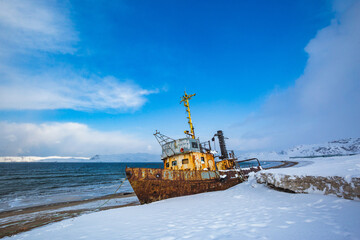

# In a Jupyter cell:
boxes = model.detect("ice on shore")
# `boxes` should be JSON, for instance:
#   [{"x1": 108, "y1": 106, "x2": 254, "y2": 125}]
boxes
[{"x1": 7, "y1": 175, "x2": 360, "y2": 240}]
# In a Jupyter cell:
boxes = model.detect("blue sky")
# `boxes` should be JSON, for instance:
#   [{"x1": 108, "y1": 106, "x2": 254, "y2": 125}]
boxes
[{"x1": 0, "y1": 0, "x2": 359, "y2": 156}]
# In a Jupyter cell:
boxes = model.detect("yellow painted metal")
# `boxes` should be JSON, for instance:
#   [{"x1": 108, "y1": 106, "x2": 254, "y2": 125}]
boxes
[
  {"x1": 180, "y1": 91, "x2": 196, "y2": 139},
  {"x1": 163, "y1": 152, "x2": 216, "y2": 171}
]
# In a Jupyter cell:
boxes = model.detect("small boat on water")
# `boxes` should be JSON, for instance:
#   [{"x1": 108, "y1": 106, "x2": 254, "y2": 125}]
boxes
[{"x1": 126, "y1": 92, "x2": 262, "y2": 204}]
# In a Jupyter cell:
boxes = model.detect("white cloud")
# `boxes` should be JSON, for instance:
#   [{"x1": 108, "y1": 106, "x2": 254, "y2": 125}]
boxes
[
  {"x1": 0, "y1": 0, "x2": 157, "y2": 111},
  {"x1": 0, "y1": 121, "x2": 157, "y2": 156},
  {"x1": 0, "y1": 0, "x2": 77, "y2": 54},
  {"x1": 233, "y1": 0, "x2": 360, "y2": 151},
  {"x1": 0, "y1": 74, "x2": 158, "y2": 111}
]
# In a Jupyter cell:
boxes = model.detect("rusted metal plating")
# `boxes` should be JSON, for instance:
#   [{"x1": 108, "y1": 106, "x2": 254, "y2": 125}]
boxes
[{"x1": 126, "y1": 167, "x2": 262, "y2": 204}]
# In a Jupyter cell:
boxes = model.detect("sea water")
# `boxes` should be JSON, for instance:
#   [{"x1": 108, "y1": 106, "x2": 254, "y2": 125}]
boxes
[
  {"x1": 0, "y1": 161, "x2": 280, "y2": 212},
  {"x1": 0, "y1": 162, "x2": 162, "y2": 212}
]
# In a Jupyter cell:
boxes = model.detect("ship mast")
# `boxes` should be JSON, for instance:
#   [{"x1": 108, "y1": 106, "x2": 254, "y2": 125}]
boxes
[{"x1": 180, "y1": 91, "x2": 196, "y2": 139}]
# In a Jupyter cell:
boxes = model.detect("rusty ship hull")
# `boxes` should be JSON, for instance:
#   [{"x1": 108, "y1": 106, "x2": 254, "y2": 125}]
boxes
[{"x1": 126, "y1": 167, "x2": 261, "y2": 204}]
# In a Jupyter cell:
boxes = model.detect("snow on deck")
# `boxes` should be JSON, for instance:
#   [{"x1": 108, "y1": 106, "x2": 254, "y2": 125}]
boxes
[{"x1": 7, "y1": 177, "x2": 360, "y2": 240}]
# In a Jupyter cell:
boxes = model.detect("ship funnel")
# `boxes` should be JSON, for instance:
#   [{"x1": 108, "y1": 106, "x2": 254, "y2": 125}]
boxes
[{"x1": 215, "y1": 130, "x2": 229, "y2": 159}]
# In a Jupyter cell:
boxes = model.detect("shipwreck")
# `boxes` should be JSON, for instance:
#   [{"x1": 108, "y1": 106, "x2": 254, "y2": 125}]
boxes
[{"x1": 126, "y1": 92, "x2": 262, "y2": 204}]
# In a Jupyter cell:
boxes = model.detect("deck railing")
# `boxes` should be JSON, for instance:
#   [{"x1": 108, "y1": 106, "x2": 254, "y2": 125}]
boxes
[{"x1": 234, "y1": 158, "x2": 262, "y2": 174}]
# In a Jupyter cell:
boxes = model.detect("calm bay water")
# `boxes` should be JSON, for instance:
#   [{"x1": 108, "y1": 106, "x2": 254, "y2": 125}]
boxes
[
  {"x1": 0, "y1": 162, "x2": 162, "y2": 212},
  {"x1": 0, "y1": 161, "x2": 280, "y2": 212}
]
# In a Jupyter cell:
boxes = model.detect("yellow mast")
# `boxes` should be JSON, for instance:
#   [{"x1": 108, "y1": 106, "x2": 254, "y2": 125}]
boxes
[{"x1": 180, "y1": 91, "x2": 196, "y2": 139}]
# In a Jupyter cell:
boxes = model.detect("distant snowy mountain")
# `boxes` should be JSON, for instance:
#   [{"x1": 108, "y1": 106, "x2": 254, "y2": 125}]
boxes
[
  {"x1": 2, "y1": 138, "x2": 358, "y2": 162},
  {"x1": 239, "y1": 138, "x2": 360, "y2": 160},
  {"x1": 283, "y1": 138, "x2": 360, "y2": 157},
  {"x1": 89, "y1": 153, "x2": 161, "y2": 162},
  {"x1": 0, "y1": 153, "x2": 161, "y2": 162},
  {"x1": 0, "y1": 156, "x2": 90, "y2": 162}
]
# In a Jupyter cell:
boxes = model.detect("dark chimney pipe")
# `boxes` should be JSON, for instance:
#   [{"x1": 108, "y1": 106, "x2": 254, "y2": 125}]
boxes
[{"x1": 216, "y1": 130, "x2": 229, "y2": 159}]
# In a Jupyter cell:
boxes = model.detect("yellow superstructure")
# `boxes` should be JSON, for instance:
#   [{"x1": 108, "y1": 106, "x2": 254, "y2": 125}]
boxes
[{"x1": 163, "y1": 152, "x2": 216, "y2": 171}]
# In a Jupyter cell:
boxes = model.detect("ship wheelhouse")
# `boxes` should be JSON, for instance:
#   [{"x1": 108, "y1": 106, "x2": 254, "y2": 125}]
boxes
[{"x1": 160, "y1": 137, "x2": 216, "y2": 171}]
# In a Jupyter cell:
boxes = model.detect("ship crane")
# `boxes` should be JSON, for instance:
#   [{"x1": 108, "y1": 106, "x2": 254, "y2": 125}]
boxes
[{"x1": 180, "y1": 91, "x2": 196, "y2": 139}]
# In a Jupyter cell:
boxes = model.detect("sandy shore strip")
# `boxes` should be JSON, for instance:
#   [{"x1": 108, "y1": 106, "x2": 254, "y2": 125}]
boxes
[
  {"x1": 263, "y1": 160, "x2": 298, "y2": 169},
  {"x1": 0, "y1": 192, "x2": 139, "y2": 238}
]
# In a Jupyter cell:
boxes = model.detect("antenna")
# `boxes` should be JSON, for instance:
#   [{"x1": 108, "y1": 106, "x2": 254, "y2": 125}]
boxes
[{"x1": 180, "y1": 91, "x2": 196, "y2": 139}]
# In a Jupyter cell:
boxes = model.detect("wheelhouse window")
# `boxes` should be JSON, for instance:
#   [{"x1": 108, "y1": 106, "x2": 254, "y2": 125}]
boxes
[
  {"x1": 201, "y1": 157, "x2": 205, "y2": 164},
  {"x1": 182, "y1": 159, "x2": 189, "y2": 164},
  {"x1": 166, "y1": 162, "x2": 169, "y2": 168},
  {"x1": 172, "y1": 161, "x2": 177, "y2": 166},
  {"x1": 192, "y1": 142, "x2": 198, "y2": 148}
]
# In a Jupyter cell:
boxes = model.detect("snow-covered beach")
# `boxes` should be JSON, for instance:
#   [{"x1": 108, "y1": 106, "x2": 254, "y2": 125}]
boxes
[
  {"x1": 5, "y1": 175, "x2": 360, "y2": 240},
  {"x1": 5, "y1": 155, "x2": 360, "y2": 240}
]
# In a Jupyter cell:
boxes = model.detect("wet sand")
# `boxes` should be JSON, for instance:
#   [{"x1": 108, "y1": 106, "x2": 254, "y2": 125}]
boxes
[{"x1": 0, "y1": 192, "x2": 139, "y2": 238}]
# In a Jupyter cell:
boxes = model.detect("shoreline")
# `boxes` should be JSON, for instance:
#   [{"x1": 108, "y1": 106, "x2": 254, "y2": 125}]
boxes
[
  {"x1": 6, "y1": 172, "x2": 359, "y2": 240},
  {"x1": 1, "y1": 160, "x2": 298, "y2": 239},
  {"x1": 263, "y1": 160, "x2": 298, "y2": 169},
  {"x1": 0, "y1": 192, "x2": 139, "y2": 239}
]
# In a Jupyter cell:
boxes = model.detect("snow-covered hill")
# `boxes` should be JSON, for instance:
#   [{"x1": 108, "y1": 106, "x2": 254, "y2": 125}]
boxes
[
  {"x1": 283, "y1": 138, "x2": 360, "y2": 157},
  {"x1": 240, "y1": 138, "x2": 360, "y2": 160}
]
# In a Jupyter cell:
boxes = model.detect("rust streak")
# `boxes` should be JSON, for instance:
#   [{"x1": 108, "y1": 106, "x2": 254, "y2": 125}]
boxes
[{"x1": 125, "y1": 167, "x2": 259, "y2": 204}]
